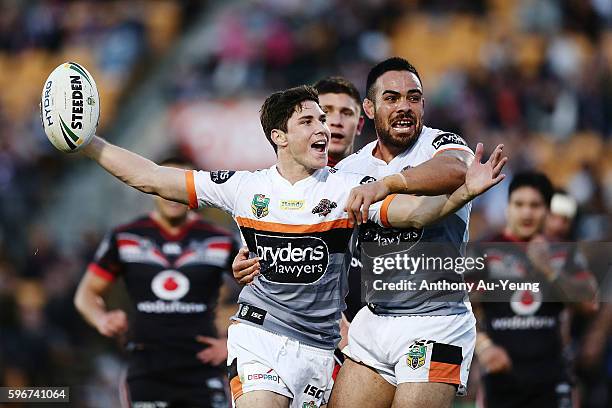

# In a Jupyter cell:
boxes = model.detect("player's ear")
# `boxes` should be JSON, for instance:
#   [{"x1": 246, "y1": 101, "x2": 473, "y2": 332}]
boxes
[
  {"x1": 356, "y1": 116, "x2": 365, "y2": 135},
  {"x1": 363, "y1": 98, "x2": 375, "y2": 120},
  {"x1": 271, "y1": 129, "x2": 288, "y2": 149}
]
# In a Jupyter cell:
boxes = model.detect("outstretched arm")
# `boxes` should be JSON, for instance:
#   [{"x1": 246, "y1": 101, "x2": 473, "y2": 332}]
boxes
[
  {"x1": 81, "y1": 136, "x2": 189, "y2": 204},
  {"x1": 345, "y1": 149, "x2": 472, "y2": 225},
  {"x1": 384, "y1": 143, "x2": 507, "y2": 228}
]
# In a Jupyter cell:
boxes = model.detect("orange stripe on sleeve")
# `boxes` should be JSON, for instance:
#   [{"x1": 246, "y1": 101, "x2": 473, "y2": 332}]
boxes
[
  {"x1": 428, "y1": 361, "x2": 461, "y2": 384},
  {"x1": 380, "y1": 194, "x2": 397, "y2": 228},
  {"x1": 236, "y1": 217, "x2": 350, "y2": 233},
  {"x1": 88, "y1": 263, "x2": 115, "y2": 282},
  {"x1": 230, "y1": 375, "x2": 243, "y2": 400},
  {"x1": 185, "y1": 170, "x2": 198, "y2": 210}
]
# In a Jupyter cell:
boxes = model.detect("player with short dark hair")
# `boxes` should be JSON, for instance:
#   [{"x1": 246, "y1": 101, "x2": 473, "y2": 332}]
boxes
[
  {"x1": 330, "y1": 57, "x2": 483, "y2": 408},
  {"x1": 314, "y1": 76, "x2": 361, "y2": 105},
  {"x1": 365, "y1": 57, "x2": 422, "y2": 102},
  {"x1": 233, "y1": 76, "x2": 366, "y2": 335},
  {"x1": 508, "y1": 172, "x2": 554, "y2": 207},
  {"x1": 313, "y1": 76, "x2": 364, "y2": 167},
  {"x1": 260, "y1": 85, "x2": 320, "y2": 153},
  {"x1": 74, "y1": 157, "x2": 238, "y2": 408},
  {"x1": 231, "y1": 77, "x2": 366, "y2": 391},
  {"x1": 471, "y1": 171, "x2": 597, "y2": 408}
]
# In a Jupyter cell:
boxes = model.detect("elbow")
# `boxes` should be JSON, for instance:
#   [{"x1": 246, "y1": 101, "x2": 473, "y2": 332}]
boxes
[
  {"x1": 138, "y1": 184, "x2": 157, "y2": 195},
  {"x1": 118, "y1": 162, "x2": 161, "y2": 195},
  {"x1": 397, "y1": 216, "x2": 424, "y2": 230},
  {"x1": 73, "y1": 284, "x2": 87, "y2": 315},
  {"x1": 73, "y1": 291, "x2": 83, "y2": 314},
  {"x1": 409, "y1": 219, "x2": 425, "y2": 230}
]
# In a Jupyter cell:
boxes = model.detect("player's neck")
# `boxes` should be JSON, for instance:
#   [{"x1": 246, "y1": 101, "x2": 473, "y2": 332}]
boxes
[
  {"x1": 373, "y1": 141, "x2": 404, "y2": 163},
  {"x1": 502, "y1": 226, "x2": 533, "y2": 242},
  {"x1": 152, "y1": 212, "x2": 189, "y2": 234},
  {"x1": 328, "y1": 149, "x2": 351, "y2": 167},
  {"x1": 276, "y1": 155, "x2": 319, "y2": 185},
  {"x1": 327, "y1": 153, "x2": 341, "y2": 167}
]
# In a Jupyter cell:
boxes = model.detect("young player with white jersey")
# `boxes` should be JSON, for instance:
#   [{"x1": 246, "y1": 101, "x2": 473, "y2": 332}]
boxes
[
  {"x1": 328, "y1": 58, "x2": 484, "y2": 408},
  {"x1": 231, "y1": 77, "x2": 366, "y2": 357},
  {"x1": 50, "y1": 82, "x2": 505, "y2": 408}
]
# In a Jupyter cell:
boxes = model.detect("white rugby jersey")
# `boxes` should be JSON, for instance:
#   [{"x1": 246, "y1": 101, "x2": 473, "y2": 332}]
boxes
[
  {"x1": 336, "y1": 125, "x2": 474, "y2": 316},
  {"x1": 185, "y1": 166, "x2": 384, "y2": 349}
]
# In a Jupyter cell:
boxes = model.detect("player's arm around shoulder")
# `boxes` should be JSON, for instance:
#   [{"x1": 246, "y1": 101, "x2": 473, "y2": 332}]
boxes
[
  {"x1": 383, "y1": 143, "x2": 507, "y2": 229},
  {"x1": 344, "y1": 140, "x2": 475, "y2": 225},
  {"x1": 81, "y1": 135, "x2": 189, "y2": 204}
]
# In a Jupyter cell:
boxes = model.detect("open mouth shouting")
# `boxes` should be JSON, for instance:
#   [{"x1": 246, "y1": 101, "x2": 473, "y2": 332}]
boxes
[
  {"x1": 311, "y1": 139, "x2": 328, "y2": 156},
  {"x1": 390, "y1": 116, "x2": 416, "y2": 134}
]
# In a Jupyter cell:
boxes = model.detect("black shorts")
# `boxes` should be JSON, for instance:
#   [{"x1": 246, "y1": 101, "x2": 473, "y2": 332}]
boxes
[
  {"x1": 127, "y1": 373, "x2": 229, "y2": 408},
  {"x1": 483, "y1": 375, "x2": 572, "y2": 408}
]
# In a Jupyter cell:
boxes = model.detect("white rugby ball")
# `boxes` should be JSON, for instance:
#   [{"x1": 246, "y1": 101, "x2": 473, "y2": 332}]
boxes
[{"x1": 40, "y1": 62, "x2": 100, "y2": 152}]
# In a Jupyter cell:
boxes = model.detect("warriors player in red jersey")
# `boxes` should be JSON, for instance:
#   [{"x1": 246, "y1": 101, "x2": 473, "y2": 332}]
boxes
[{"x1": 74, "y1": 158, "x2": 237, "y2": 408}]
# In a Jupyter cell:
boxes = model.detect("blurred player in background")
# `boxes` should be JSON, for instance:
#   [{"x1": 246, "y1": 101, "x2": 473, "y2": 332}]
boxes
[
  {"x1": 317, "y1": 76, "x2": 364, "y2": 168},
  {"x1": 74, "y1": 157, "x2": 237, "y2": 408},
  {"x1": 471, "y1": 172, "x2": 597, "y2": 408},
  {"x1": 329, "y1": 57, "x2": 479, "y2": 408},
  {"x1": 544, "y1": 190, "x2": 578, "y2": 242}
]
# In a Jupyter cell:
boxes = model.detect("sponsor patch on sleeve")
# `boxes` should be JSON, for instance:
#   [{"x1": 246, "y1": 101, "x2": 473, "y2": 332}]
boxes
[
  {"x1": 210, "y1": 170, "x2": 236, "y2": 184},
  {"x1": 431, "y1": 133, "x2": 467, "y2": 150}
]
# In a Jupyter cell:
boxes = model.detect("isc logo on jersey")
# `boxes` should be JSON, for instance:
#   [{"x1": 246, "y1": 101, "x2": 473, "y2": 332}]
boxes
[
  {"x1": 254, "y1": 234, "x2": 329, "y2": 284},
  {"x1": 151, "y1": 270, "x2": 190, "y2": 300}
]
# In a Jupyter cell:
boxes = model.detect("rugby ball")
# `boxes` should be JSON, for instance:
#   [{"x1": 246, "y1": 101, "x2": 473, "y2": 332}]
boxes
[{"x1": 40, "y1": 62, "x2": 100, "y2": 152}]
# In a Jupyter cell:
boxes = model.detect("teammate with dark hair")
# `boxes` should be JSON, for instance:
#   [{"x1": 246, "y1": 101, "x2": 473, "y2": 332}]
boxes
[
  {"x1": 74, "y1": 157, "x2": 238, "y2": 407},
  {"x1": 313, "y1": 76, "x2": 364, "y2": 167},
  {"x1": 329, "y1": 57, "x2": 482, "y2": 408}
]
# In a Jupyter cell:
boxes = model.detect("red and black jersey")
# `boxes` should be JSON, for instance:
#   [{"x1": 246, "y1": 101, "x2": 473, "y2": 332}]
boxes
[
  {"x1": 89, "y1": 214, "x2": 237, "y2": 378},
  {"x1": 472, "y1": 233, "x2": 589, "y2": 386}
]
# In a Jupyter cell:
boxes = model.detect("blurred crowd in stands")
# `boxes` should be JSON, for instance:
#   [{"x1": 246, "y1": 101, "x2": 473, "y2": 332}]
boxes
[
  {"x1": 0, "y1": 0, "x2": 201, "y2": 406},
  {"x1": 1, "y1": 0, "x2": 612, "y2": 406}
]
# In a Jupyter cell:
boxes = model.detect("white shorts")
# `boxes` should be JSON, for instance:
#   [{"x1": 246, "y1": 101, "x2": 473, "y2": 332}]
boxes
[
  {"x1": 227, "y1": 322, "x2": 335, "y2": 408},
  {"x1": 343, "y1": 307, "x2": 476, "y2": 396}
]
